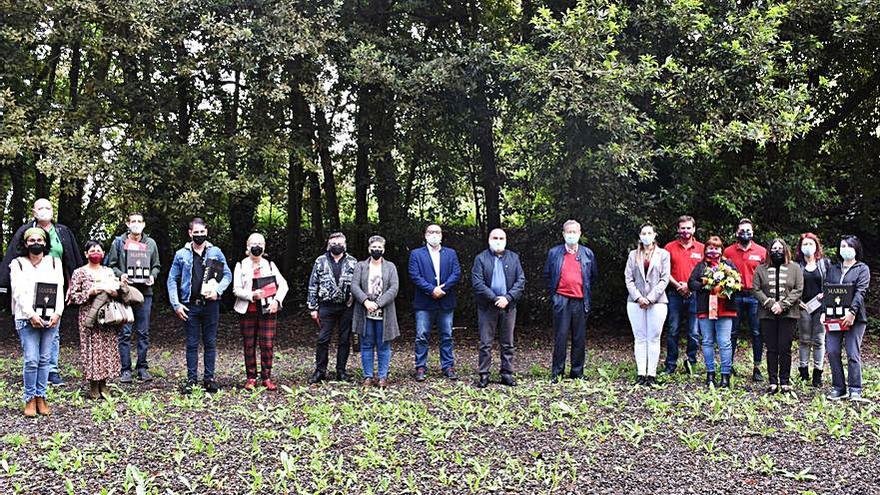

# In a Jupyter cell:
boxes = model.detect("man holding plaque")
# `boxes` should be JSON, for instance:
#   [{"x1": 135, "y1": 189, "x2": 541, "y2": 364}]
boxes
[
  {"x1": 167, "y1": 218, "x2": 232, "y2": 393},
  {"x1": 232, "y1": 233, "x2": 288, "y2": 391},
  {"x1": 824, "y1": 236, "x2": 871, "y2": 402},
  {"x1": 107, "y1": 212, "x2": 161, "y2": 383}
]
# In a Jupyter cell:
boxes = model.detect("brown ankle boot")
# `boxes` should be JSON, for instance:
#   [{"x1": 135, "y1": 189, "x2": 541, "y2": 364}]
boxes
[
  {"x1": 23, "y1": 398, "x2": 37, "y2": 417},
  {"x1": 88, "y1": 380, "x2": 100, "y2": 400},
  {"x1": 35, "y1": 397, "x2": 50, "y2": 416},
  {"x1": 99, "y1": 380, "x2": 111, "y2": 399}
]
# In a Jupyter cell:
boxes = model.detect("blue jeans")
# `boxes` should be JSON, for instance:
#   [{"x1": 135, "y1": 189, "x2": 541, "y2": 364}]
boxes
[
  {"x1": 663, "y1": 291, "x2": 699, "y2": 369},
  {"x1": 732, "y1": 295, "x2": 763, "y2": 366},
  {"x1": 49, "y1": 321, "x2": 60, "y2": 374},
  {"x1": 826, "y1": 322, "x2": 867, "y2": 395},
  {"x1": 414, "y1": 309, "x2": 455, "y2": 370},
  {"x1": 119, "y1": 295, "x2": 152, "y2": 372},
  {"x1": 699, "y1": 317, "x2": 733, "y2": 374},
  {"x1": 184, "y1": 301, "x2": 220, "y2": 383},
  {"x1": 17, "y1": 319, "x2": 58, "y2": 403},
  {"x1": 361, "y1": 319, "x2": 392, "y2": 379}
]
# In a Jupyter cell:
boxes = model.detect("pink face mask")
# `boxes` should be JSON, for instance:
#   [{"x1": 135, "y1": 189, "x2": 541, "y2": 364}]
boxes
[
  {"x1": 88, "y1": 253, "x2": 104, "y2": 264},
  {"x1": 705, "y1": 250, "x2": 721, "y2": 260}
]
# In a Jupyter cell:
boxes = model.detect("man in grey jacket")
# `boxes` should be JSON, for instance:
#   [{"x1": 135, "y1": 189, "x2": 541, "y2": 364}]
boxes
[{"x1": 471, "y1": 228, "x2": 526, "y2": 388}]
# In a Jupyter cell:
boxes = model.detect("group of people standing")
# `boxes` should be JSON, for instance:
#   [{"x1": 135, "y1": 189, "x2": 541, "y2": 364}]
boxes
[
  {"x1": 624, "y1": 215, "x2": 872, "y2": 401},
  {"x1": 1, "y1": 199, "x2": 872, "y2": 418}
]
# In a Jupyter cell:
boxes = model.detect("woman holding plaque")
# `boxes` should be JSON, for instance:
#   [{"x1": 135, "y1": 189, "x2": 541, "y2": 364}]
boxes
[
  {"x1": 752, "y1": 239, "x2": 803, "y2": 395},
  {"x1": 66, "y1": 240, "x2": 123, "y2": 400},
  {"x1": 10, "y1": 227, "x2": 64, "y2": 417},
  {"x1": 795, "y1": 233, "x2": 831, "y2": 387},
  {"x1": 825, "y1": 235, "x2": 871, "y2": 402},
  {"x1": 688, "y1": 236, "x2": 740, "y2": 389},
  {"x1": 232, "y1": 233, "x2": 289, "y2": 391},
  {"x1": 351, "y1": 235, "x2": 400, "y2": 388}
]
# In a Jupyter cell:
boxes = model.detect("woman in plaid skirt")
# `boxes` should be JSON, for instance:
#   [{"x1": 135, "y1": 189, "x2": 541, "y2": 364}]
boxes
[{"x1": 232, "y1": 233, "x2": 289, "y2": 391}]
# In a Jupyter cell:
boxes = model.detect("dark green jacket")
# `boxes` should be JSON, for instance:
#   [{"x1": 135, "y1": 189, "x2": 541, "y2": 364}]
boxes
[{"x1": 106, "y1": 233, "x2": 161, "y2": 296}]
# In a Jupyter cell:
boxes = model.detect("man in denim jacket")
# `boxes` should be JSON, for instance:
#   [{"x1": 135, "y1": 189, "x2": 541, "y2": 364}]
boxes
[{"x1": 167, "y1": 217, "x2": 232, "y2": 393}]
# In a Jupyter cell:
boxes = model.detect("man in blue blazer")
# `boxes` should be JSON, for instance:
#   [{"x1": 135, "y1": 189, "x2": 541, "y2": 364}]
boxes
[
  {"x1": 543, "y1": 219, "x2": 599, "y2": 382},
  {"x1": 408, "y1": 224, "x2": 462, "y2": 381}
]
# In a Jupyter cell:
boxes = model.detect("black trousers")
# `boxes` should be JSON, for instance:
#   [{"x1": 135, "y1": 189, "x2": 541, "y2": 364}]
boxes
[
  {"x1": 477, "y1": 305, "x2": 516, "y2": 375},
  {"x1": 761, "y1": 317, "x2": 796, "y2": 385},
  {"x1": 551, "y1": 295, "x2": 587, "y2": 378},
  {"x1": 315, "y1": 303, "x2": 353, "y2": 374}
]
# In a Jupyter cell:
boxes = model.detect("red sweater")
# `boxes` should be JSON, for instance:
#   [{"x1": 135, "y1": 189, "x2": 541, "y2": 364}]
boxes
[{"x1": 556, "y1": 252, "x2": 584, "y2": 298}]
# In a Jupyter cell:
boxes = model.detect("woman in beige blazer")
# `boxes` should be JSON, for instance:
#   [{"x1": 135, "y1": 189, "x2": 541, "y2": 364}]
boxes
[{"x1": 624, "y1": 223, "x2": 671, "y2": 386}]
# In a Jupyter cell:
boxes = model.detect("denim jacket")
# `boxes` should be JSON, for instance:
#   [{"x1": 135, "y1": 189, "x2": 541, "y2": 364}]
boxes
[{"x1": 167, "y1": 242, "x2": 232, "y2": 310}]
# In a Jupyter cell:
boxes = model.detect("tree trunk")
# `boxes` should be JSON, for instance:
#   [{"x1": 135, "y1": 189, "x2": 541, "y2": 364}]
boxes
[
  {"x1": 283, "y1": 150, "x2": 305, "y2": 279},
  {"x1": 471, "y1": 89, "x2": 501, "y2": 230},
  {"x1": 354, "y1": 86, "x2": 371, "y2": 227},
  {"x1": 315, "y1": 108, "x2": 340, "y2": 231},
  {"x1": 308, "y1": 172, "x2": 325, "y2": 249},
  {"x1": 57, "y1": 35, "x2": 83, "y2": 236}
]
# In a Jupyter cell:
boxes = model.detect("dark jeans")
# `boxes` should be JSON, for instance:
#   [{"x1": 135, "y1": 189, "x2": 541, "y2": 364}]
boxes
[
  {"x1": 119, "y1": 295, "x2": 152, "y2": 373},
  {"x1": 316, "y1": 303, "x2": 353, "y2": 374},
  {"x1": 664, "y1": 290, "x2": 699, "y2": 369},
  {"x1": 827, "y1": 321, "x2": 867, "y2": 394},
  {"x1": 551, "y1": 294, "x2": 587, "y2": 378},
  {"x1": 732, "y1": 295, "x2": 763, "y2": 366},
  {"x1": 184, "y1": 300, "x2": 220, "y2": 383},
  {"x1": 477, "y1": 305, "x2": 516, "y2": 375},
  {"x1": 761, "y1": 317, "x2": 795, "y2": 385}
]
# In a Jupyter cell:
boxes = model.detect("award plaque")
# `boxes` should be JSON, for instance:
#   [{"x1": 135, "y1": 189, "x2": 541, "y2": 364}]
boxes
[{"x1": 823, "y1": 283, "x2": 855, "y2": 332}]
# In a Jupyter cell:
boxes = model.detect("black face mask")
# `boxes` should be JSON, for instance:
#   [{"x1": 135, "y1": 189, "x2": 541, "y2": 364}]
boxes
[
  {"x1": 370, "y1": 249, "x2": 384, "y2": 260},
  {"x1": 770, "y1": 251, "x2": 785, "y2": 265},
  {"x1": 737, "y1": 231, "x2": 753, "y2": 244},
  {"x1": 27, "y1": 244, "x2": 44, "y2": 255},
  {"x1": 329, "y1": 245, "x2": 345, "y2": 255},
  {"x1": 192, "y1": 234, "x2": 207, "y2": 246},
  {"x1": 250, "y1": 246, "x2": 264, "y2": 257}
]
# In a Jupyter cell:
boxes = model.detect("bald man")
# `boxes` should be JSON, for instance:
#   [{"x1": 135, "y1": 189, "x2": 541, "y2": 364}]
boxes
[
  {"x1": 1, "y1": 198, "x2": 84, "y2": 386},
  {"x1": 471, "y1": 228, "x2": 526, "y2": 387}
]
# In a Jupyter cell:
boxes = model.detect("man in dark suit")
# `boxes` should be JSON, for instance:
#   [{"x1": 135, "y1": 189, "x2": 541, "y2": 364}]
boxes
[
  {"x1": 408, "y1": 224, "x2": 462, "y2": 381},
  {"x1": 471, "y1": 228, "x2": 526, "y2": 388}
]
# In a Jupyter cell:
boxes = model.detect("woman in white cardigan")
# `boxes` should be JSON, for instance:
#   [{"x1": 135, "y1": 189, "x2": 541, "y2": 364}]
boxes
[
  {"x1": 232, "y1": 233, "x2": 289, "y2": 391},
  {"x1": 624, "y1": 223, "x2": 671, "y2": 386}
]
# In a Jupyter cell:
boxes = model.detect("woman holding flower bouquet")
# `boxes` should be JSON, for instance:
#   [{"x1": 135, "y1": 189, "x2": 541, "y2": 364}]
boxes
[
  {"x1": 752, "y1": 239, "x2": 803, "y2": 394},
  {"x1": 688, "y1": 236, "x2": 742, "y2": 389}
]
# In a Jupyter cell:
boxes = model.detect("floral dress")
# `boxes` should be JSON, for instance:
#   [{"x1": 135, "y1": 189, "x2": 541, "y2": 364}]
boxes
[{"x1": 66, "y1": 266, "x2": 122, "y2": 380}]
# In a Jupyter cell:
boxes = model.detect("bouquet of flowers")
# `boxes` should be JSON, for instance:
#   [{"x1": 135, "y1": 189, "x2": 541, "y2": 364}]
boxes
[{"x1": 701, "y1": 263, "x2": 742, "y2": 299}]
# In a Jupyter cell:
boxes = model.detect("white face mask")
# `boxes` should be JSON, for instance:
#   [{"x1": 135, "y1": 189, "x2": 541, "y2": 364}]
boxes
[
  {"x1": 35, "y1": 209, "x2": 53, "y2": 222},
  {"x1": 801, "y1": 244, "x2": 816, "y2": 258},
  {"x1": 489, "y1": 240, "x2": 506, "y2": 253},
  {"x1": 426, "y1": 234, "x2": 442, "y2": 247},
  {"x1": 639, "y1": 234, "x2": 655, "y2": 246},
  {"x1": 129, "y1": 223, "x2": 145, "y2": 235},
  {"x1": 563, "y1": 233, "x2": 580, "y2": 246},
  {"x1": 840, "y1": 247, "x2": 856, "y2": 261}
]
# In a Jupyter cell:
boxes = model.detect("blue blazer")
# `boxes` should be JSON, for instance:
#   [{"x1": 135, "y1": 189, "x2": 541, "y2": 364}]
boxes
[
  {"x1": 543, "y1": 244, "x2": 599, "y2": 313},
  {"x1": 408, "y1": 245, "x2": 462, "y2": 311}
]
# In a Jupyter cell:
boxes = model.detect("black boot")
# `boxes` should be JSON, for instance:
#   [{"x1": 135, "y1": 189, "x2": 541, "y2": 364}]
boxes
[
  {"x1": 475, "y1": 373, "x2": 489, "y2": 388},
  {"x1": 798, "y1": 366, "x2": 809, "y2": 381},
  {"x1": 719, "y1": 374, "x2": 731, "y2": 389},
  {"x1": 811, "y1": 368, "x2": 822, "y2": 388},
  {"x1": 635, "y1": 375, "x2": 646, "y2": 386},
  {"x1": 705, "y1": 372, "x2": 716, "y2": 388}
]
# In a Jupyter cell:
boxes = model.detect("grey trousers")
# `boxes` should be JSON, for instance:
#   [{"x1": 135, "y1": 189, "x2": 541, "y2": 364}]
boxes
[
  {"x1": 797, "y1": 310, "x2": 825, "y2": 369},
  {"x1": 477, "y1": 305, "x2": 516, "y2": 375},
  {"x1": 826, "y1": 321, "x2": 867, "y2": 394}
]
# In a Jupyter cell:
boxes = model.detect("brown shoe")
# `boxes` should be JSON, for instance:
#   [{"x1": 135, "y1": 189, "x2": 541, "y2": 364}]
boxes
[
  {"x1": 362, "y1": 378, "x2": 374, "y2": 388},
  {"x1": 88, "y1": 380, "x2": 100, "y2": 400},
  {"x1": 98, "y1": 380, "x2": 111, "y2": 399},
  {"x1": 35, "y1": 397, "x2": 50, "y2": 416},
  {"x1": 377, "y1": 379, "x2": 387, "y2": 389},
  {"x1": 23, "y1": 398, "x2": 37, "y2": 417}
]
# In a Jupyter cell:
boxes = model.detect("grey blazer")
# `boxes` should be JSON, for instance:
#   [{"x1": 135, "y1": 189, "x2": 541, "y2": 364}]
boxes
[
  {"x1": 624, "y1": 248, "x2": 671, "y2": 304},
  {"x1": 351, "y1": 259, "x2": 400, "y2": 342}
]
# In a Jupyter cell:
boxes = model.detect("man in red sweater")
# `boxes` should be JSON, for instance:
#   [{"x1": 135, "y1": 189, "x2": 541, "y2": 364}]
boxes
[
  {"x1": 543, "y1": 220, "x2": 599, "y2": 382},
  {"x1": 723, "y1": 218, "x2": 767, "y2": 382},
  {"x1": 662, "y1": 215, "x2": 704, "y2": 374}
]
